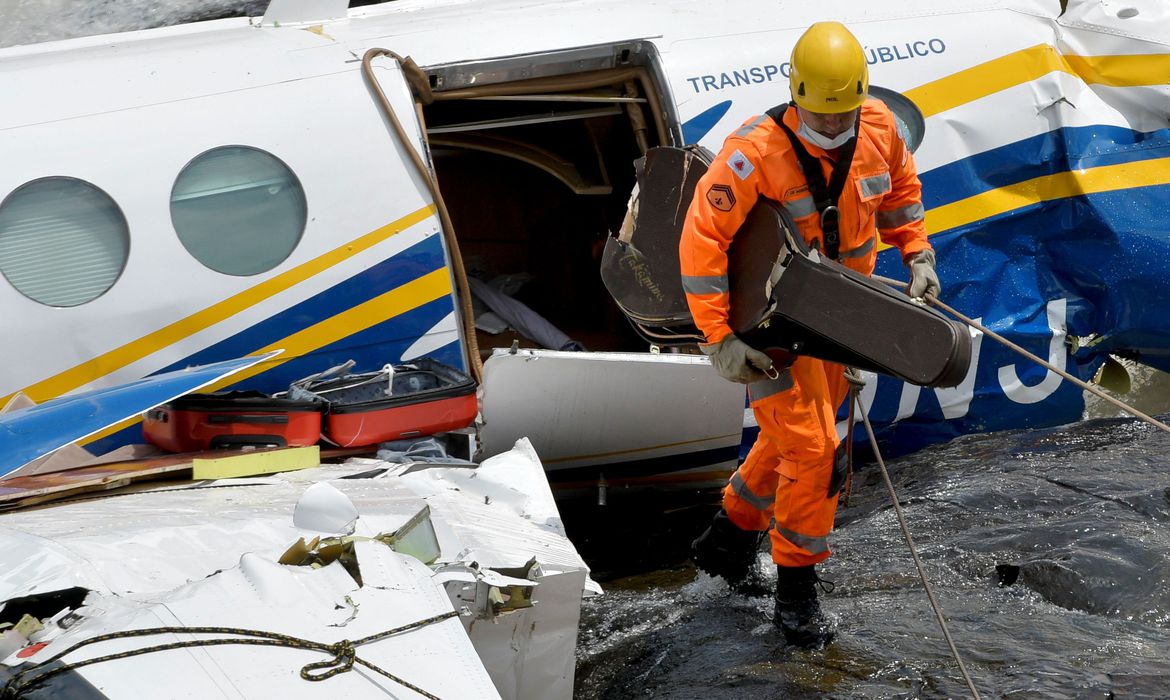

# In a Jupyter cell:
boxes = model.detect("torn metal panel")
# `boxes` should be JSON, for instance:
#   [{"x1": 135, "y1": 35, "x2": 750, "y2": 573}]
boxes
[
  {"x1": 0, "y1": 441, "x2": 591, "y2": 699},
  {"x1": 393, "y1": 438, "x2": 594, "y2": 699},
  {"x1": 5, "y1": 547, "x2": 497, "y2": 699},
  {"x1": 435, "y1": 563, "x2": 538, "y2": 621},
  {"x1": 396, "y1": 437, "x2": 594, "y2": 574},
  {"x1": 466, "y1": 568, "x2": 588, "y2": 700}
]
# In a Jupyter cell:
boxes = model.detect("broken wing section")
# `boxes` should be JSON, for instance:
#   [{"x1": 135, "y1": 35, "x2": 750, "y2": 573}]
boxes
[{"x1": 0, "y1": 352, "x2": 280, "y2": 480}]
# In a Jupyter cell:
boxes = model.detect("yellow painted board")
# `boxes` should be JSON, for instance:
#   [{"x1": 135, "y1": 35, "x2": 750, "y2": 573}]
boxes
[{"x1": 192, "y1": 446, "x2": 321, "y2": 480}]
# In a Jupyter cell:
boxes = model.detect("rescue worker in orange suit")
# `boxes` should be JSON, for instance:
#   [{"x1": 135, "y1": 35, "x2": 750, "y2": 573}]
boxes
[{"x1": 680, "y1": 22, "x2": 941, "y2": 648}]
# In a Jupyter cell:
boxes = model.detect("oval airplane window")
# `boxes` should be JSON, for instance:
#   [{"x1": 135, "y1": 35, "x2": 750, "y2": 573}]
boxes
[
  {"x1": 869, "y1": 85, "x2": 926, "y2": 153},
  {"x1": 170, "y1": 146, "x2": 307, "y2": 276},
  {"x1": 0, "y1": 177, "x2": 129, "y2": 307}
]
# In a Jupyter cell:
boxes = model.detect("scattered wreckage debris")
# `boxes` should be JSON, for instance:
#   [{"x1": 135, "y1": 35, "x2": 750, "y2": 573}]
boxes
[
  {"x1": 0, "y1": 439, "x2": 594, "y2": 699},
  {"x1": 0, "y1": 446, "x2": 367, "y2": 511}
]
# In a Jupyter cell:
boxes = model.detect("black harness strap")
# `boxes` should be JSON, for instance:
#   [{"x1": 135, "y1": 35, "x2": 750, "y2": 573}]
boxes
[{"x1": 765, "y1": 103, "x2": 859, "y2": 260}]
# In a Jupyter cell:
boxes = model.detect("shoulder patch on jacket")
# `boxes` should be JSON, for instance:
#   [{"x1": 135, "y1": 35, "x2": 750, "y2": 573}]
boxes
[
  {"x1": 727, "y1": 149, "x2": 755, "y2": 180},
  {"x1": 707, "y1": 184, "x2": 736, "y2": 212}
]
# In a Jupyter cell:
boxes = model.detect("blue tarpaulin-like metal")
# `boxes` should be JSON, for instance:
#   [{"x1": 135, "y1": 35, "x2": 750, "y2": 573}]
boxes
[{"x1": 0, "y1": 351, "x2": 280, "y2": 479}]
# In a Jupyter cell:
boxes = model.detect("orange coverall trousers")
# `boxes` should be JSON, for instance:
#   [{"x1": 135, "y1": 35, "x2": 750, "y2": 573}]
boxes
[{"x1": 723, "y1": 355, "x2": 849, "y2": 568}]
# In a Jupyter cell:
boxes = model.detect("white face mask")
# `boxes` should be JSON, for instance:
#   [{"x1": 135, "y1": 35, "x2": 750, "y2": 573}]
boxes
[{"x1": 797, "y1": 120, "x2": 855, "y2": 150}]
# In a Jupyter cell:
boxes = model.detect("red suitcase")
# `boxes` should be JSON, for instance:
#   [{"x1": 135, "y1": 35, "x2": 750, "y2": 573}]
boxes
[
  {"x1": 299, "y1": 359, "x2": 477, "y2": 448},
  {"x1": 143, "y1": 391, "x2": 322, "y2": 452}
]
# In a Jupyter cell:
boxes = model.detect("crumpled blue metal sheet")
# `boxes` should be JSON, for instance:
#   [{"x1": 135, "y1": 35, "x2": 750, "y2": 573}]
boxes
[{"x1": 0, "y1": 351, "x2": 280, "y2": 479}]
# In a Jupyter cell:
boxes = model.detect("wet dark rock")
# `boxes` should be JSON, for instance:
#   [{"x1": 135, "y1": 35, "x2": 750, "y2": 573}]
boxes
[
  {"x1": 573, "y1": 415, "x2": 1170, "y2": 698},
  {"x1": 996, "y1": 563, "x2": 1020, "y2": 587}
]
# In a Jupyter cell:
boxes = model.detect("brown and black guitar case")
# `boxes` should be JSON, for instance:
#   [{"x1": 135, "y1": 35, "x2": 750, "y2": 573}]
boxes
[{"x1": 601, "y1": 145, "x2": 970, "y2": 388}]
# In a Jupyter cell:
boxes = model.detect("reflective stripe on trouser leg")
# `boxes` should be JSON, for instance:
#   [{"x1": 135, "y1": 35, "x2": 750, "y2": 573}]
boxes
[
  {"x1": 721, "y1": 368, "x2": 798, "y2": 530},
  {"x1": 751, "y1": 355, "x2": 850, "y2": 567},
  {"x1": 721, "y1": 434, "x2": 779, "y2": 532}
]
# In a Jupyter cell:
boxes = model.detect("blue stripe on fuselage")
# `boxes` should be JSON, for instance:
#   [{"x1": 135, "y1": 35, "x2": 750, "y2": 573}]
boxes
[
  {"x1": 862, "y1": 179, "x2": 1170, "y2": 457},
  {"x1": 156, "y1": 234, "x2": 450, "y2": 373},
  {"x1": 681, "y1": 100, "x2": 733, "y2": 145},
  {"x1": 227, "y1": 294, "x2": 465, "y2": 396},
  {"x1": 920, "y1": 124, "x2": 1170, "y2": 209}
]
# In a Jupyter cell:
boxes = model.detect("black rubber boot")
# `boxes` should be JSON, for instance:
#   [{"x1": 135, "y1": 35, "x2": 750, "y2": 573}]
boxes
[
  {"x1": 690, "y1": 508, "x2": 766, "y2": 593},
  {"x1": 774, "y1": 564, "x2": 835, "y2": 649}
]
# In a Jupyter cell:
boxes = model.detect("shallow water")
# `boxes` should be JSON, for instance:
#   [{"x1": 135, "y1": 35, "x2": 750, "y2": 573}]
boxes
[{"x1": 570, "y1": 414, "x2": 1170, "y2": 698}]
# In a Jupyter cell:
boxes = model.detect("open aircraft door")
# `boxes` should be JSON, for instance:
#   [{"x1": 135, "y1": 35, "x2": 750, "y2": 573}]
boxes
[
  {"x1": 478, "y1": 348, "x2": 745, "y2": 493},
  {"x1": 388, "y1": 43, "x2": 744, "y2": 493},
  {"x1": 369, "y1": 42, "x2": 745, "y2": 493}
]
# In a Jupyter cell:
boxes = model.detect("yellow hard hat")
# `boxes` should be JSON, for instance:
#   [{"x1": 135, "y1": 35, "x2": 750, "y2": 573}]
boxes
[{"x1": 789, "y1": 22, "x2": 869, "y2": 114}]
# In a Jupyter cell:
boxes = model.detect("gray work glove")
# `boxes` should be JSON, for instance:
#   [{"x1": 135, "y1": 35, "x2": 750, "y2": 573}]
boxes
[
  {"x1": 705, "y1": 335, "x2": 773, "y2": 384},
  {"x1": 907, "y1": 248, "x2": 941, "y2": 299}
]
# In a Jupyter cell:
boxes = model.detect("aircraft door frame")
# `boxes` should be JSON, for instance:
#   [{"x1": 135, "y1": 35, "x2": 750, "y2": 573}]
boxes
[{"x1": 361, "y1": 49, "x2": 483, "y2": 381}]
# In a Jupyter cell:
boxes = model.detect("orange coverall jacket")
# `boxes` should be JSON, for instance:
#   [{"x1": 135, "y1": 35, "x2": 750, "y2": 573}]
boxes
[
  {"x1": 679, "y1": 98, "x2": 932, "y2": 567},
  {"x1": 680, "y1": 98, "x2": 930, "y2": 346}
]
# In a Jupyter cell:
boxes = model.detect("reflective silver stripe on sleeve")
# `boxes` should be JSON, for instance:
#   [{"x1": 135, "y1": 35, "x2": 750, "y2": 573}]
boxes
[
  {"x1": 734, "y1": 115, "x2": 769, "y2": 138},
  {"x1": 839, "y1": 236, "x2": 875, "y2": 259},
  {"x1": 876, "y1": 201, "x2": 925, "y2": 230},
  {"x1": 730, "y1": 470, "x2": 775, "y2": 510},
  {"x1": 782, "y1": 195, "x2": 817, "y2": 219},
  {"x1": 859, "y1": 171, "x2": 892, "y2": 198},
  {"x1": 775, "y1": 527, "x2": 830, "y2": 554},
  {"x1": 747, "y1": 370, "x2": 794, "y2": 401},
  {"x1": 681, "y1": 274, "x2": 729, "y2": 295}
]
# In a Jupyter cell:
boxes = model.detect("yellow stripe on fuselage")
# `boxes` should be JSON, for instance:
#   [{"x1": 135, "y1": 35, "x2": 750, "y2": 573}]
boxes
[
  {"x1": 877, "y1": 155, "x2": 1170, "y2": 251},
  {"x1": 82, "y1": 267, "x2": 453, "y2": 444},
  {"x1": 223, "y1": 267, "x2": 453, "y2": 388},
  {"x1": 925, "y1": 157, "x2": 1170, "y2": 235},
  {"x1": 873, "y1": 45, "x2": 1170, "y2": 249},
  {"x1": 2, "y1": 203, "x2": 438, "y2": 406},
  {"x1": 905, "y1": 44, "x2": 1170, "y2": 119}
]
